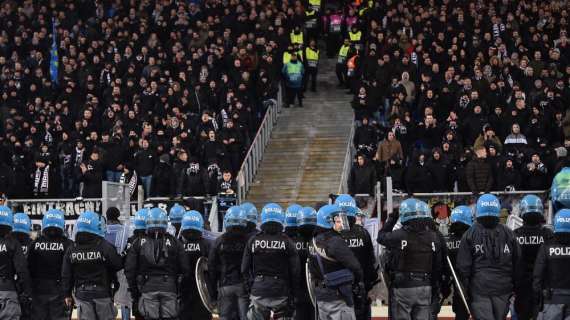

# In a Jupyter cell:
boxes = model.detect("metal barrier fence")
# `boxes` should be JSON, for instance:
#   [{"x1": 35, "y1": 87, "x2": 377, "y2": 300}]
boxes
[
  {"x1": 382, "y1": 176, "x2": 552, "y2": 233},
  {"x1": 236, "y1": 86, "x2": 283, "y2": 203},
  {"x1": 338, "y1": 121, "x2": 356, "y2": 195}
]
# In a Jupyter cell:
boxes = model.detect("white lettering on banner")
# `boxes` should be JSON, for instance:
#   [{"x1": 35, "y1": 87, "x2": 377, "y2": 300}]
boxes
[
  {"x1": 254, "y1": 240, "x2": 286, "y2": 250},
  {"x1": 557, "y1": 217, "x2": 570, "y2": 223},
  {"x1": 504, "y1": 244, "x2": 511, "y2": 254},
  {"x1": 347, "y1": 238, "x2": 364, "y2": 248},
  {"x1": 517, "y1": 236, "x2": 545, "y2": 245},
  {"x1": 140, "y1": 239, "x2": 146, "y2": 245},
  {"x1": 165, "y1": 239, "x2": 172, "y2": 247},
  {"x1": 475, "y1": 244, "x2": 485, "y2": 254},
  {"x1": 432, "y1": 242, "x2": 436, "y2": 252},
  {"x1": 0, "y1": 244, "x2": 6, "y2": 252},
  {"x1": 549, "y1": 247, "x2": 570, "y2": 256},
  {"x1": 17, "y1": 200, "x2": 103, "y2": 218},
  {"x1": 71, "y1": 251, "x2": 102, "y2": 261},
  {"x1": 185, "y1": 243, "x2": 201, "y2": 252},
  {"x1": 401, "y1": 240, "x2": 407, "y2": 250},
  {"x1": 35, "y1": 242, "x2": 64, "y2": 251}
]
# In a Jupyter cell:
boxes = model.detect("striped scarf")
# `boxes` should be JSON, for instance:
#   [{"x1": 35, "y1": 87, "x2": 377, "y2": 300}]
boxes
[{"x1": 33, "y1": 165, "x2": 50, "y2": 195}]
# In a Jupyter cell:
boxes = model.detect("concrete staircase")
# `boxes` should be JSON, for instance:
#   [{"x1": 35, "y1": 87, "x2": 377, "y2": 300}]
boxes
[{"x1": 245, "y1": 58, "x2": 354, "y2": 209}]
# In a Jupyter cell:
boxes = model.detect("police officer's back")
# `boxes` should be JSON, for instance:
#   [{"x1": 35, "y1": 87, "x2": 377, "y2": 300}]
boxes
[
  {"x1": 442, "y1": 206, "x2": 473, "y2": 320},
  {"x1": 309, "y1": 204, "x2": 363, "y2": 320},
  {"x1": 457, "y1": 194, "x2": 520, "y2": 320},
  {"x1": 294, "y1": 206, "x2": 318, "y2": 319},
  {"x1": 125, "y1": 209, "x2": 149, "y2": 255},
  {"x1": 179, "y1": 210, "x2": 211, "y2": 319},
  {"x1": 242, "y1": 203, "x2": 300, "y2": 318},
  {"x1": 11, "y1": 212, "x2": 32, "y2": 258},
  {"x1": 533, "y1": 209, "x2": 570, "y2": 319},
  {"x1": 30, "y1": 209, "x2": 73, "y2": 320},
  {"x1": 336, "y1": 194, "x2": 378, "y2": 320},
  {"x1": 377, "y1": 198, "x2": 445, "y2": 320},
  {"x1": 514, "y1": 195, "x2": 553, "y2": 320},
  {"x1": 208, "y1": 205, "x2": 249, "y2": 320},
  {"x1": 124, "y1": 207, "x2": 189, "y2": 320},
  {"x1": 62, "y1": 211, "x2": 123, "y2": 320},
  {"x1": 0, "y1": 206, "x2": 32, "y2": 320},
  {"x1": 123, "y1": 208, "x2": 149, "y2": 320}
]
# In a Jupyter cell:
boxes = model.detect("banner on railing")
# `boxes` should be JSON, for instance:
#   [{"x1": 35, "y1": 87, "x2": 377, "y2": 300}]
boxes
[
  {"x1": 10, "y1": 198, "x2": 105, "y2": 219},
  {"x1": 9, "y1": 197, "x2": 214, "y2": 221}
]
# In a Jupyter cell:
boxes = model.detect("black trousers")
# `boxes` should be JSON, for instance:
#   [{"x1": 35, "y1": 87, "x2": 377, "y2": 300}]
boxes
[
  {"x1": 286, "y1": 86, "x2": 303, "y2": 107},
  {"x1": 303, "y1": 66, "x2": 318, "y2": 92}
]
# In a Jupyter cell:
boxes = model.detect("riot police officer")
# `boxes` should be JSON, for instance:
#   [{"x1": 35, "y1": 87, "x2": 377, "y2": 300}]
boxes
[
  {"x1": 285, "y1": 204, "x2": 303, "y2": 238},
  {"x1": 209, "y1": 205, "x2": 250, "y2": 320},
  {"x1": 514, "y1": 195, "x2": 553, "y2": 320},
  {"x1": 126, "y1": 209, "x2": 149, "y2": 254},
  {"x1": 242, "y1": 202, "x2": 260, "y2": 238},
  {"x1": 457, "y1": 194, "x2": 520, "y2": 320},
  {"x1": 29, "y1": 209, "x2": 74, "y2": 320},
  {"x1": 179, "y1": 210, "x2": 211, "y2": 319},
  {"x1": 377, "y1": 198, "x2": 446, "y2": 320},
  {"x1": 62, "y1": 211, "x2": 123, "y2": 320},
  {"x1": 0, "y1": 206, "x2": 32, "y2": 320},
  {"x1": 124, "y1": 208, "x2": 149, "y2": 320},
  {"x1": 441, "y1": 206, "x2": 473, "y2": 320},
  {"x1": 169, "y1": 204, "x2": 185, "y2": 236},
  {"x1": 309, "y1": 204, "x2": 363, "y2": 320},
  {"x1": 336, "y1": 194, "x2": 377, "y2": 320},
  {"x1": 242, "y1": 203, "x2": 300, "y2": 318},
  {"x1": 533, "y1": 209, "x2": 570, "y2": 319},
  {"x1": 11, "y1": 212, "x2": 32, "y2": 258},
  {"x1": 125, "y1": 207, "x2": 189, "y2": 320},
  {"x1": 294, "y1": 206, "x2": 317, "y2": 320}
]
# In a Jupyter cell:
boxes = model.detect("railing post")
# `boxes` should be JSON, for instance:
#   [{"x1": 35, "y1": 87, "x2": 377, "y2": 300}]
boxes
[
  {"x1": 386, "y1": 177, "x2": 393, "y2": 218},
  {"x1": 376, "y1": 181, "x2": 381, "y2": 219}
]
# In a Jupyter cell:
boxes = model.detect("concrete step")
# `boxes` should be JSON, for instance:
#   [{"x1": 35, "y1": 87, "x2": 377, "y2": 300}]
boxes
[{"x1": 245, "y1": 58, "x2": 353, "y2": 209}]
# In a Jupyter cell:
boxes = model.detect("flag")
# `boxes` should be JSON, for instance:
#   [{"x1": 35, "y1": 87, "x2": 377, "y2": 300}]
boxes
[{"x1": 50, "y1": 19, "x2": 59, "y2": 86}]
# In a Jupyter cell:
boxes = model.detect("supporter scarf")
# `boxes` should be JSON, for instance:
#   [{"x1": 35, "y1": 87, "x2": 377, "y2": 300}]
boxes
[
  {"x1": 119, "y1": 171, "x2": 138, "y2": 197},
  {"x1": 33, "y1": 165, "x2": 50, "y2": 194}
]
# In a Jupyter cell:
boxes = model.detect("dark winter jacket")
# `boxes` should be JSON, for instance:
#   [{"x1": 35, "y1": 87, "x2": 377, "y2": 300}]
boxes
[
  {"x1": 348, "y1": 159, "x2": 377, "y2": 195},
  {"x1": 465, "y1": 157, "x2": 493, "y2": 193}
]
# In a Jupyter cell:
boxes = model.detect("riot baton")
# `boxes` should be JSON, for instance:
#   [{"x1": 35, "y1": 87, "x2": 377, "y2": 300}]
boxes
[{"x1": 446, "y1": 255, "x2": 472, "y2": 316}]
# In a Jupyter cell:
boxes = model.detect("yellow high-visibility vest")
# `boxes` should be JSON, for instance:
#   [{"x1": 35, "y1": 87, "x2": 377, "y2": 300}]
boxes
[
  {"x1": 349, "y1": 31, "x2": 362, "y2": 42},
  {"x1": 305, "y1": 47, "x2": 319, "y2": 67},
  {"x1": 290, "y1": 32, "x2": 304, "y2": 45},
  {"x1": 337, "y1": 45, "x2": 350, "y2": 63},
  {"x1": 296, "y1": 49, "x2": 304, "y2": 61},
  {"x1": 308, "y1": 0, "x2": 321, "y2": 9},
  {"x1": 283, "y1": 52, "x2": 292, "y2": 64}
]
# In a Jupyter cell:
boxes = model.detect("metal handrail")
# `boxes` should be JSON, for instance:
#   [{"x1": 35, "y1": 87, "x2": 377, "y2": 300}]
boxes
[
  {"x1": 338, "y1": 121, "x2": 356, "y2": 194},
  {"x1": 237, "y1": 86, "x2": 282, "y2": 203}
]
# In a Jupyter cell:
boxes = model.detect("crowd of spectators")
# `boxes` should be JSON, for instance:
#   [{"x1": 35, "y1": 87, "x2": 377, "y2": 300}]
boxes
[
  {"x1": 348, "y1": 0, "x2": 570, "y2": 196},
  {"x1": 0, "y1": 0, "x2": 304, "y2": 200}
]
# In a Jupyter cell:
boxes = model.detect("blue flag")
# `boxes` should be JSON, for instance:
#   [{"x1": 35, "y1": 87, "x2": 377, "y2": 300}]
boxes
[{"x1": 50, "y1": 19, "x2": 58, "y2": 86}]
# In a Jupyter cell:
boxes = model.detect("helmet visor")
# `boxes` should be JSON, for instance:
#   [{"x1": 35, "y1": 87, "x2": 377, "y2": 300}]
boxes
[{"x1": 332, "y1": 212, "x2": 350, "y2": 232}]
